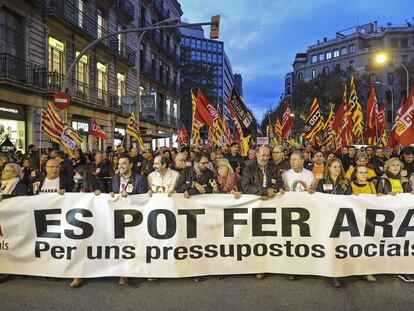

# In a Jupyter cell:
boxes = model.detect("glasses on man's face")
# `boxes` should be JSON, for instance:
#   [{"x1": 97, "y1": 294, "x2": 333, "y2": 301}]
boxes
[{"x1": 357, "y1": 171, "x2": 368, "y2": 174}]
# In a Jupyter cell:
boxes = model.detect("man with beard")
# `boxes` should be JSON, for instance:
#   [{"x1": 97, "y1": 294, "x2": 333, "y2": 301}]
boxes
[
  {"x1": 148, "y1": 155, "x2": 179, "y2": 196},
  {"x1": 110, "y1": 154, "x2": 148, "y2": 285},
  {"x1": 371, "y1": 146, "x2": 387, "y2": 176},
  {"x1": 176, "y1": 152, "x2": 214, "y2": 198}
]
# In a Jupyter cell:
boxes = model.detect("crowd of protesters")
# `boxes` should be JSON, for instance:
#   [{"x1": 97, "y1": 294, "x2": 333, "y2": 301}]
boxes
[{"x1": 1, "y1": 142, "x2": 414, "y2": 287}]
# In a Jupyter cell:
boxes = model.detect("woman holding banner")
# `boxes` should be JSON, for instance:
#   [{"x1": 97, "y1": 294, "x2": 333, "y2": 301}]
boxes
[
  {"x1": 375, "y1": 157, "x2": 414, "y2": 283},
  {"x1": 309, "y1": 157, "x2": 351, "y2": 287},
  {"x1": 376, "y1": 157, "x2": 413, "y2": 195},
  {"x1": 210, "y1": 158, "x2": 242, "y2": 199}
]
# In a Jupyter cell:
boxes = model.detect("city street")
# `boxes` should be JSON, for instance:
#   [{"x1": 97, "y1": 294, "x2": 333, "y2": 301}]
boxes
[{"x1": 1, "y1": 274, "x2": 413, "y2": 311}]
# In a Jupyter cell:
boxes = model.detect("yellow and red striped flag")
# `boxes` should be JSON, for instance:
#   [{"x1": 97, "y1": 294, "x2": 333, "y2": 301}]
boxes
[
  {"x1": 41, "y1": 103, "x2": 83, "y2": 157},
  {"x1": 126, "y1": 112, "x2": 145, "y2": 150},
  {"x1": 303, "y1": 98, "x2": 324, "y2": 143},
  {"x1": 348, "y1": 76, "x2": 364, "y2": 143}
]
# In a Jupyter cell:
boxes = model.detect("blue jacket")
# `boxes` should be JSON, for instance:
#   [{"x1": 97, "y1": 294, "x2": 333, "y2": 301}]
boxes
[{"x1": 111, "y1": 171, "x2": 148, "y2": 194}]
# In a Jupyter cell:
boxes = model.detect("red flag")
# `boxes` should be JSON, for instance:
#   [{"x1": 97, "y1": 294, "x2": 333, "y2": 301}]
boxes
[
  {"x1": 388, "y1": 97, "x2": 405, "y2": 147},
  {"x1": 195, "y1": 89, "x2": 217, "y2": 127},
  {"x1": 396, "y1": 86, "x2": 414, "y2": 146},
  {"x1": 281, "y1": 101, "x2": 293, "y2": 140},
  {"x1": 90, "y1": 119, "x2": 109, "y2": 141},
  {"x1": 364, "y1": 87, "x2": 379, "y2": 144}
]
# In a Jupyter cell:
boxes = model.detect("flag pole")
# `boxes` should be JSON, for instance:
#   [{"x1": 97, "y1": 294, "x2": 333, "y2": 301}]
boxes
[{"x1": 39, "y1": 107, "x2": 43, "y2": 170}]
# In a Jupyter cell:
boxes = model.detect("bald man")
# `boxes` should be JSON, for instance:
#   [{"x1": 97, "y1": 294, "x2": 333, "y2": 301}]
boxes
[{"x1": 31, "y1": 159, "x2": 74, "y2": 195}]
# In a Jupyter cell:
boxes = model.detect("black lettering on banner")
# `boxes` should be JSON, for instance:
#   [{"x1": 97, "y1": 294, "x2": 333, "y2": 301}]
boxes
[
  {"x1": 364, "y1": 209, "x2": 395, "y2": 237},
  {"x1": 396, "y1": 209, "x2": 414, "y2": 237},
  {"x1": 330, "y1": 208, "x2": 360, "y2": 238},
  {"x1": 122, "y1": 246, "x2": 136, "y2": 259},
  {"x1": 174, "y1": 246, "x2": 188, "y2": 260},
  {"x1": 64, "y1": 208, "x2": 94, "y2": 239},
  {"x1": 365, "y1": 243, "x2": 378, "y2": 257},
  {"x1": 204, "y1": 244, "x2": 218, "y2": 258},
  {"x1": 311, "y1": 244, "x2": 325, "y2": 258},
  {"x1": 148, "y1": 209, "x2": 176, "y2": 239},
  {"x1": 34, "y1": 241, "x2": 76, "y2": 259},
  {"x1": 114, "y1": 210, "x2": 143, "y2": 239},
  {"x1": 34, "y1": 209, "x2": 61, "y2": 238},
  {"x1": 252, "y1": 208, "x2": 277, "y2": 236},
  {"x1": 163, "y1": 246, "x2": 174, "y2": 259},
  {"x1": 189, "y1": 245, "x2": 203, "y2": 259},
  {"x1": 224, "y1": 208, "x2": 248, "y2": 237},
  {"x1": 236, "y1": 244, "x2": 251, "y2": 261},
  {"x1": 253, "y1": 243, "x2": 268, "y2": 256},
  {"x1": 177, "y1": 209, "x2": 205, "y2": 238},
  {"x1": 220, "y1": 244, "x2": 235, "y2": 257},
  {"x1": 284, "y1": 240, "x2": 294, "y2": 257},
  {"x1": 335, "y1": 245, "x2": 347, "y2": 259},
  {"x1": 282, "y1": 208, "x2": 310, "y2": 237},
  {"x1": 146, "y1": 246, "x2": 160, "y2": 263},
  {"x1": 269, "y1": 243, "x2": 283, "y2": 256},
  {"x1": 295, "y1": 244, "x2": 310, "y2": 257}
]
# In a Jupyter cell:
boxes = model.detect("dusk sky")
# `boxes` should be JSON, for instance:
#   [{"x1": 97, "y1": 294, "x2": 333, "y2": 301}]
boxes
[{"x1": 180, "y1": 0, "x2": 413, "y2": 122}]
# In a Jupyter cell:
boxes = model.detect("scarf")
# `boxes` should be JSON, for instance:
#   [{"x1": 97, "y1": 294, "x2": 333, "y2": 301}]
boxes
[
  {"x1": 0, "y1": 177, "x2": 20, "y2": 195},
  {"x1": 217, "y1": 173, "x2": 237, "y2": 193}
]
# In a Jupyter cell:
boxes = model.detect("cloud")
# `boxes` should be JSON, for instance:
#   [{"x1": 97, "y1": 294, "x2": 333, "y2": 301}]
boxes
[{"x1": 179, "y1": 0, "x2": 413, "y2": 120}]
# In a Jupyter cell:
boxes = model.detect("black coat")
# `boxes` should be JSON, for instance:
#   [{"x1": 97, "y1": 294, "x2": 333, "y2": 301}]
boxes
[
  {"x1": 241, "y1": 161, "x2": 284, "y2": 196},
  {"x1": 375, "y1": 172, "x2": 412, "y2": 194},
  {"x1": 176, "y1": 166, "x2": 214, "y2": 195},
  {"x1": 1, "y1": 181, "x2": 28, "y2": 199},
  {"x1": 111, "y1": 172, "x2": 148, "y2": 194},
  {"x1": 315, "y1": 178, "x2": 352, "y2": 195}
]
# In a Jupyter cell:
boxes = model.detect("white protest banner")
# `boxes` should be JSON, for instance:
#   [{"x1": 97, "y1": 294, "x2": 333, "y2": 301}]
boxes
[
  {"x1": 1, "y1": 192, "x2": 414, "y2": 278},
  {"x1": 256, "y1": 136, "x2": 269, "y2": 145}
]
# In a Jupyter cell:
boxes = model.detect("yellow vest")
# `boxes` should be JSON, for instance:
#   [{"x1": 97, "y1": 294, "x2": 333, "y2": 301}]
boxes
[
  {"x1": 351, "y1": 182, "x2": 377, "y2": 194},
  {"x1": 389, "y1": 178, "x2": 404, "y2": 193}
]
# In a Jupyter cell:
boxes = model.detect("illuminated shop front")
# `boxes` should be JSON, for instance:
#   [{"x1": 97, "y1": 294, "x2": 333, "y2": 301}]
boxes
[{"x1": 0, "y1": 102, "x2": 26, "y2": 152}]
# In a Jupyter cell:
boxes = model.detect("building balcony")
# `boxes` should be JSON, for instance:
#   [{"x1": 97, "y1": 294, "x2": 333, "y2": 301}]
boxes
[
  {"x1": 116, "y1": 0, "x2": 135, "y2": 22},
  {"x1": 140, "y1": 60, "x2": 179, "y2": 95},
  {"x1": 45, "y1": 72, "x2": 121, "y2": 111},
  {"x1": 39, "y1": 0, "x2": 135, "y2": 66},
  {"x1": 0, "y1": 53, "x2": 46, "y2": 89},
  {"x1": 141, "y1": 110, "x2": 178, "y2": 128},
  {"x1": 0, "y1": 53, "x2": 121, "y2": 112},
  {"x1": 109, "y1": 39, "x2": 136, "y2": 66}
]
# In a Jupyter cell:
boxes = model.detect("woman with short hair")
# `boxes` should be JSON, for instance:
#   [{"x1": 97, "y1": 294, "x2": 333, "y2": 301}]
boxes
[
  {"x1": 376, "y1": 157, "x2": 413, "y2": 195},
  {"x1": 0, "y1": 162, "x2": 28, "y2": 200}
]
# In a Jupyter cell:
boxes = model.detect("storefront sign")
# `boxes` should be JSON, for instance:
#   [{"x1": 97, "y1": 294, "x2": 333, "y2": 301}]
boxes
[{"x1": 0, "y1": 102, "x2": 25, "y2": 120}]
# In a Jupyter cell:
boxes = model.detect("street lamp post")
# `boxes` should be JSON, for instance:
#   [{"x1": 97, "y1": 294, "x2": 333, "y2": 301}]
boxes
[
  {"x1": 375, "y1": 53, "x2": 409, "y2": 100},
  {"x1": 61, "y1": 21, "x2": 217, "y2": 93}
]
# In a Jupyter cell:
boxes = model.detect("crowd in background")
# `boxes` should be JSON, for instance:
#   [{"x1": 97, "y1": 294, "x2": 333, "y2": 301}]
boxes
[{"x1": 1, "y1": 142, "x2": 414, "y2": 287}]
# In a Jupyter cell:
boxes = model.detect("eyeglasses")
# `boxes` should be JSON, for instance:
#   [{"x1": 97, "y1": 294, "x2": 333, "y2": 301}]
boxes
[{"x1": 356, "y1": 171, "x2": 368, "y2": 174}]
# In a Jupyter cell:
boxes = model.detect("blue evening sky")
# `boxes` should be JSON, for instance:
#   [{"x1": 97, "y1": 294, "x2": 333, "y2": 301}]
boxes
[{"x1": 180, "y1": 0, "x2": 412, "y2": 122}]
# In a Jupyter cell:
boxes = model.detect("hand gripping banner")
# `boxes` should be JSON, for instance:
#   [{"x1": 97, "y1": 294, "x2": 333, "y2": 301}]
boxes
[{"x1": 1, "y1": 193, "x2": 414, "y2": 278}]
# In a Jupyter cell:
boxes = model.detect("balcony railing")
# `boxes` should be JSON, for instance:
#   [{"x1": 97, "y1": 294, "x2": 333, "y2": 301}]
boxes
[
  {"x1": 46, "y1": 72, "x2": 120, "y2": 110},
  {"x1": 141, "y1": 110, "x2": 178, "y2": 127},
  {"x1": 140, "y1": 60, "x2": 179, "y2": 94},
  {"x1": 0, "y1": 53, "x2": 120, "y2": 111},
  {"x1": 0, "y1": 53, "x2": 46, "y2": 88},
  {"x1": 39, "y1": 0, "x2": 135, "y2": 65},
  {"x1": 116, "y1": 0, "x2": 135, "y2": 21},
  {"x1": 109, "y1": 39, "x2": 136, "y2": 65}
]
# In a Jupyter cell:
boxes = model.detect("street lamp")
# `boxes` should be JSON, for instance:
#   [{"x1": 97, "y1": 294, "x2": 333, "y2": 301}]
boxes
[{"x1": 375, "y1": 52, "x2": 409, "y2": 100}]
